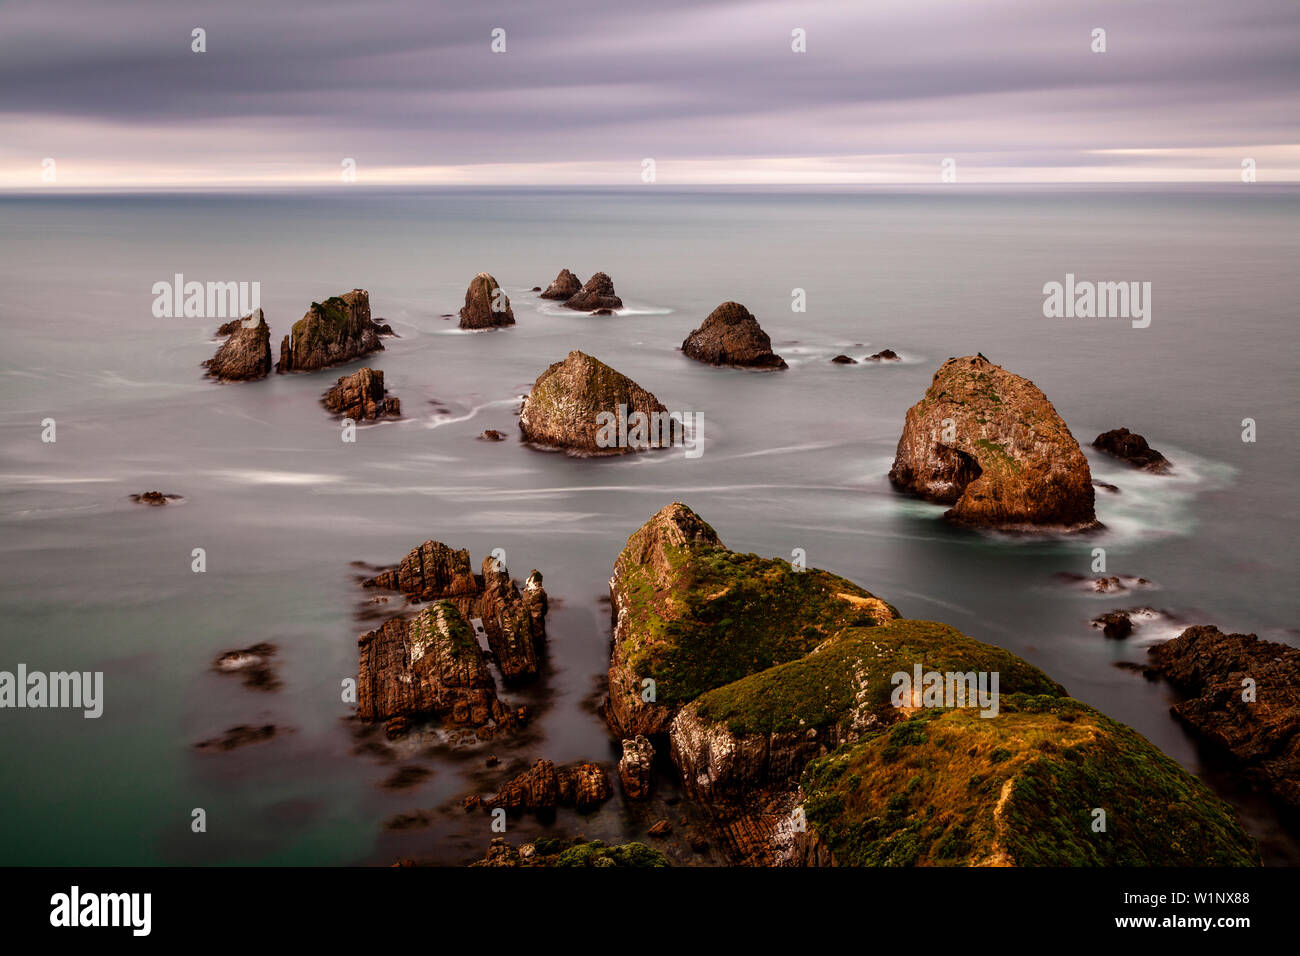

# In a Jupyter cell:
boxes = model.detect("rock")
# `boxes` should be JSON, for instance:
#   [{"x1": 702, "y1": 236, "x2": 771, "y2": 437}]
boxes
[
  {"x1": 1092, "y1": 611, "x2": 1134, "y2": 639},
  {"x1": 374, "y1": 321, "x2": 396, "y2": 336},
  {"x1": 865, "y1": 349, "x2": 900, "y2": 361},
  {"x1": 212, "y1": 642, "x2": 280, "y2": 690},
  {"x1": 363, "y1": 541, "x2": 548, "y2": 684},
  {"x1": 563, "y1": 272, "x2": 622, "y2": 311},
  {"x1": 471, "y1": 838, "x2": 667, "y2": 868},
  {"x1": 688, "y1": 833, "x2": 709, "y2": 852},
  {"x1": 592, "y1": 308, "x2": 615, "y2": 316},
  {"x1": 322, "y1": 367, "x2": 400, "y2": 420},
  {"x1": 204, "y1": 309, "x2": 272, "y2": 381},
  {"x1": 355, "y1": 601, "x2": 519, "y2": 731},
  {"x1": 530, "y1": 287, "x2": 542, "y2": 293},
  {"x1": 518, "y1": 350, "x2": 669, "y2": 455},
  {"x1": 482, "y1": 759, "x2": 613, "y2": 814},
  {"x1": 194, "y1": 724, "x2": 281, "y2": 752},
  {"x1": 130, "y1": 491, "x2": 180, "y2": 505},
  {"x1": 277, "y1": 290, "x2": 384, "y2": 373},
  {"x1": 458, "y1": 272, "x2": 514, "y2": 329},
  {"x1": 479, "y1": 429, "x2": 506, "y2": 441},
  {"x1": 539, "y1": 269, "x2": 583, "y2": 301},
  {"x1": 605, "y1": 503, "x2": 897, "y2": 739},
  {"x1": 485, "y1": 754, "x2": 499, "y2": 767},
  {"x1": 1092, "y1": 428, "x2": 1171, "y2": 473},
  {"x1": 888, "y1": 355, "x2": 1098, "y2": 531},
  {"x1": 617, "y1": 735, "x2": 655, "y2": 800},
  {"x1": 830, "y1": 354, "x2": 857, "y2": 364},
  {"x1": 647, "y1": 820, "x2": 672, "y2": 837},
  {"x1": 385, "y1": 717, "x2": 410, "y2": 739},
  {"x1": 681, "y1": 302, "x2": 786, "y2": 370},
  {"x1": 1148, "y1": 625, "x2": 1300, "y2": 813},
  {"x1": 1093, "y1": 480, "x2": 1121, "y2": 494}
]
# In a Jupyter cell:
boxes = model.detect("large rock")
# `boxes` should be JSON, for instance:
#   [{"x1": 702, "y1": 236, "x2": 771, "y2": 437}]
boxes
[
  {"x1": 277, "y1": 290, "x2": 383, "y2": 373},
  {"x1": 681, "y1": 302, "x2": 786, "y2": 370},
  {"x1": 356, "y1": 601, "x2": 518, "y2": 732},
  {"x1": 888, "y1": 355, "x2": 1098, "y2": 531},
  {"x1": 1092, "y1": 427, "x2": 1171, "y2": 473},
  {"x1": 519, "y1": 350, "x2": 669, "y2": 455},
  {"x1": 204, "y1": 309, "x2": 272, "y2": 381},
  {"x1": 482, "y1": 759, "x2": 613, "y2": 814},
  {"x1": 563, "y1": 272, "x2": 622, "y2": 311},
  {"x1": 1148, "y1": 625, "x2": 1300, "y2": 813},
  {"x1": 322, "y1": 367, "x2": 400, "y2": 420},
  {"x1": 459, "y1": 273, "x2": 515, "y2": 330},
  {"x1": 364, "y1": 542, "x2": 547, "y2": 684},
  {"x1": 618, "y1": 735, "x2": 656, "y2": 800},
  {"x1": 605, "y1": 503, "x2": 898, "y2": 739},
  {"x1": 539, "y1": 269, "x2": 583, "y2": 301}
]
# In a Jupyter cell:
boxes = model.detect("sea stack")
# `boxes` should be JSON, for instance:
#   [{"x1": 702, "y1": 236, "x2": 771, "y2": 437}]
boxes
[
  {"x1": 459, "y1": 272, "x2": 515, "y2": 330},
  {"x1": 518, "y1": 350, "x2": 668, "y2": 455},
  {"x1": 888, "y1": 355, "x2": 1098, "y2": 531},
  {"x1": 539, "y1": 269, "x2": 583, "y2": 301},
  {"x1": 322, "y1": 367, "x2": 400, "y2": 420},
  {"x1": 204, "y1": 309, "x2": 272, "y2": 381},
  {"x1": 1092, "y1": 428, "x2": 1171, "y2": 473},
  {"x1": 681, "y1": 302, "x2": 786, "y2": 370},
  {"x1": 563, "y1": 272, "x2": 623, "y2": 312},
  {"x1": 276, "y1": 290, "x2": 383, "y2": 373}
]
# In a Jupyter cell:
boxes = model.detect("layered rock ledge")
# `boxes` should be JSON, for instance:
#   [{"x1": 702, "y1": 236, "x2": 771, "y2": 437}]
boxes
[
  {"x1": 681, "y1": 302, "x2": 786, "y2": 369},
  {"x1": 277, "y1": 290, "x2": 384, "y2": 373},
  {"x1": 323, "y1": 367, "x2": 400, "y2": 420}
]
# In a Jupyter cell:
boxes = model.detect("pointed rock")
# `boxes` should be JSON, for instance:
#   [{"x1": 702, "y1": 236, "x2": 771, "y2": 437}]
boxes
[
  {"x1": 539, "y1": 268, "x2": 583, "y2": 301},
  {"x1": 277, "y1": 290, "x2": 383, "y2": 373},
  {"x1": 681, "y1": 302, "x2": 786, "y2": 369},
  {"x1": 459, "y1": 272, "x2": 514, "y2": 329},
  {"x1": 204, "y1": 309, "x2": 272, "y2": 381},
  {"x1": 563, "y1": 272, "x2": 622, "y2": 311}
]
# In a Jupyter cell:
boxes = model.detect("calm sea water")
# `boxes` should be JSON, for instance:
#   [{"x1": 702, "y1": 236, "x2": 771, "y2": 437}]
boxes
[{"x1": 1, "y1": 185, "x2": 1296, "y2": 865}]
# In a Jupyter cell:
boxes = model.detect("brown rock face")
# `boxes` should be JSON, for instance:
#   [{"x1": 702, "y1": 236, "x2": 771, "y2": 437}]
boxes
[
  {"x1": 356, "y1": 601, "x2": 518, "y2": 730},
  {"x1": 1148, "y1": 625, "x2": 1300, "y2": 813},
  {"x1": 865, "y1": 349, "x2": 899, "y2": 361},
  {"x1": 539, "y1": 268, "x2": 583, "y2": 301},
  {"x1": 518, "y1": 350, "x2": 669, "y2": 455},
  {"x1": 681, "y1": 302, "x2": 786, "y2": 369},
  {"x1": 483, "y1": 759, "x2": 612, "y2": 813},
  {"x1": 1092, "y1": 428, "x2": 1171, "y2": 473},
  {"x1": 204, "y1": 309, "x2": 272, "y2": 381},
  {"x1": 322, "y1": 367, "x2": 400, "y2": 420},
  {"x1": 277, "y1": 290, "x2": 384, "y2": 373},
  {"x1": 888, "y1": 355, "x2": 1098, "y2": 531},
  {"x1": 617, "y1": 735, "x2": 656, "y2": 800},
  {"x1": 563, "y1": 272, "x2": 622, "y2": 311},
  {"x1": 364, "y1": 542, "x2": 547, "y2": 684},
  {"x1": 459, "y1": 273, "x2": 515, "y2": 329}
]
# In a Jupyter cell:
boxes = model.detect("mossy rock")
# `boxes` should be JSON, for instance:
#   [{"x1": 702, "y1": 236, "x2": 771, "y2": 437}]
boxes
[{"x1": 552, "y1": 840, "x2": 668, "y2": 867}]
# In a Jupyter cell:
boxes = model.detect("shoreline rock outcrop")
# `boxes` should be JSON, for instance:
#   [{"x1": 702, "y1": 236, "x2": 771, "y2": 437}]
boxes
[
  {"x1": 618, "y1": 735, "x2": 656, "y2": 800},
  {"x1": 519, "y1": 350, "x2": 669, "y2": 455},
  {"x1": 322, "y1": 367, "x2": 400, "y2": 420},
  {"x1": 459, "y1": 272, "x2": 515, "y2": 330},
  {"x1": 277, "y1": 290, "x2": 384, "y2": 373},
  {"x1": 539, "y1": 269, "x2": 582, "y2": 301},
  {"x1": 480, "y1": 759, "x2": 613, "y2": 814},
  {"x1": 473, "y1": 837, "x2": 667, "y2": 867},
  {"x1": 888, "y1": 355, "x2": 1098, "y2": 531},
  {"x1": 204, "y1": 309, "x2": 272, "y2": 381},
  {"x1": 1092, "y1": 428, "x2": 1171, "y2": 473},
  {"x1": 681, "y1": 302, "x2": 786, "y2": 370},
  {"x1": 563, "y1": 272, "x2": 622, "y2": 312}
]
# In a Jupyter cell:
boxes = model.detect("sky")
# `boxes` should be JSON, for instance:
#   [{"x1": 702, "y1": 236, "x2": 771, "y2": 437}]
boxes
[{"x1": 1, "y1": 0, "x2": 1297, "y2": 188}]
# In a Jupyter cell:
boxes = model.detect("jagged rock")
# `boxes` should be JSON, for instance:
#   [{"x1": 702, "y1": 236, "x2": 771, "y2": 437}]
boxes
[
  {"x1": 374, "y1": 321, "x2": 396, "y2": 336},
  {"x1": 539, "y1": 268, "x2": 582, "y2": 301},
  {"x1": 865, "y1": 349, "x2": 899, "y2": 361},
  {"x1": 1093, "y1": 610, "x2": 1135, "y2": 639},
  {"x1": 519, "y1": 350, "x2": 669, "y2": 455},
  {"x1": 681, "y1": 302, "x2": 786, "y2": 370},
  {"x1": 618, "y1": 735, "x2": 655, "y2": 800},
  {"x1": 204, "y1": 309, "x2": 272, "y2": 381},
  {"x1": 482, "y1": 759, "x2": 612, "y2": 814},
  {"x1": 563, "y1": 272, "x2": 622, "y2": 311},
  {"x1": 130, "y1": 491, "x2": 180, "y2": 505},
  {"x1": 363, "y1": 542, "x2": 547, "y2": 683},
  {"x1": 888, "y1": 355, "x2": 1098, "y2": 531},
  {"x1": 322, "y1": 367, "x2": 400, "y2": 420},
  {"x1": 830, "y1": 355, "x2": 857, "y2": 364},
  {"x1": 605, "y1": 503, "x2": 897, "y2": 739},
  {"x1": 1092, "y1": 428, "x2": 1171, "y2": 473},
  {"x1": 277, "y1": 290, "x2": 384, "y2": 373},
  {"x1": 647, "y1": 820, "x2": 672, "y2": 837},
  {"x1": 1148, "y1": 625, "x2": 1300, "y2": 813},
  {"x1": 356, "y1": 601, "x2": 519, "y2": 731},
  {"x1": 459, "y1": 273, "x2": 515, "y2": 330},
  {"x1": 215, "y1": 318, "x2": 242, "y2": 336}
]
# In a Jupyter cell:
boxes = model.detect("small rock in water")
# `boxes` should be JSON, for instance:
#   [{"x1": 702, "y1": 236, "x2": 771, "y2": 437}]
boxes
[
  {"x1": 194, "y1": 724, "x2": 281, "y2": 752},
  {"x1": 479, "y1": 429, "x2": 506, "y2": 441},
  {"x1": 131, "y1": 491, "x2": 180, "y2": 505},
  {"x1": 1092, "y1": 427, "x2": 1171, "y2": 473},
  {"x1": 212, "y1": 642, "x2": 280, "y2": 690},
  {"x1": 830, "y1": 354, "x2": 857, "y2": 364},
  {"x1": 1093, "y1": 611, "x2": 1135, "y2": 639},
  {"x1": 864, "y1": 348, "x2": 900, "y2": 361}
]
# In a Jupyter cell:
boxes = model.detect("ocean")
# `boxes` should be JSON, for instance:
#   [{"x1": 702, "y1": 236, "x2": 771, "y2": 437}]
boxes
[{"x1": 1, "y1": 184, "x2": 1296, "y2": 864}]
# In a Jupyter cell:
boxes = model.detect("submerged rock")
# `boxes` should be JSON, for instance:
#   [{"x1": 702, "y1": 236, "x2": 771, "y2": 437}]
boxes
[
  {"x1": 194, "y1": 724, "x2": 282, "y2": 752},
  {"x1": 277, "y1": 290, "x2": 384, "y2": 373},
  {"x1": 130, "y1": 491, "x2": 180, "y2": 505},
  {"x1": 479, "y1": 429, "x2": 506, "y2": 441},
  {"x1": 518, "y1": 350, "x2": 669, "y2": 455},
  {"x1": 481, "y1": 759, "x2": 612, "y2": 814},
  {"x1": 830, "y1": 354, "x2": 857, "y2": 365},
  {"x1": 322, "y1": 367, "x2": 400, "y2": 420},
  {"x1": 888, "y1": 355, "x2": 1098, "y2": 531},
  {"x1": 681, "y1": 302, "x2": 786, "y2": 370},
  {"x1": 1148, "y1": 625, "x2": 1300, "y2": 813},
  {"x1": 539, "y1": 268, "x2": 583, "y2": 301},
  {"x1": 1092, "y1": 428, "x2": 1171, "y2": 473},
  {"x1": 563, "y1": 272, "x2": 622, "y2": 312},
  {"x1": 1092, "y1": 610, "x2": 1135, "y2": 639},
  {"x1": 204, "y1": 309, "x2": 272, "y2": 381},
  {"x1": 212, "y1": 642, "x2": 280, "y2": 690},
  {"x1": 459, "y1": 272, "x2": 515, "y2": 330}
]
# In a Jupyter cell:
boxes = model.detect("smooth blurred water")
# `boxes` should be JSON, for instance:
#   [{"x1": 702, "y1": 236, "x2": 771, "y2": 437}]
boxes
[{"x1": 0, "y1": 185, "x2": 1296, "y2": 865}]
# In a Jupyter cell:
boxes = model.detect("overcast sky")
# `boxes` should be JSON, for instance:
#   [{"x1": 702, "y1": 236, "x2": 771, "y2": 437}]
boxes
[{"x1": 2, "y1": 0, "x2": 1296, "y2": 187}]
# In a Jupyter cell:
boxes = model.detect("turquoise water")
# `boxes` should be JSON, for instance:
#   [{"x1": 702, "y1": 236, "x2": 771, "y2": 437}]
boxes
[{"x1": 0, "y1": 185, "x2": 1296, "y2": 864}]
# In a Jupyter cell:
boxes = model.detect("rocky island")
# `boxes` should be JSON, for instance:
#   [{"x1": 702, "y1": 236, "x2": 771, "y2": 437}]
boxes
[
  {"x1": 539, "y1": 268, "x2": 583, "y2": 301},
  {"x1": 276, "y1": 290, "x2": 385, "y2": 373},
  {"x1": 1092, "y1": 427, "x2": 1171, "y2": 473},
  {"x1": 681, "y1": 301, "x2": 786, "y2": 369},
  {"x1": 459, "y1": 272, "x2": 515, "y2": 330},
  {"x1": 204, "y1": 309, "x2": 272, "y2": 381},
  {"x1": 322, "y1": 367, "x2": 400, "y2": 420},
  {"x1": 563, "y1": 272, "x2": 623, "y2": 312}
]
